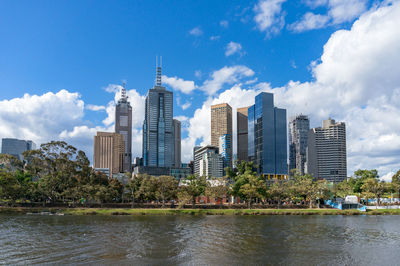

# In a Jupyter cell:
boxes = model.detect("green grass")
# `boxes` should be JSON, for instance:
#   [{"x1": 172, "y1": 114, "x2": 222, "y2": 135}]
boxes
[{"x1": 2, "y1": 207, "x2": 400, "y2": 215}]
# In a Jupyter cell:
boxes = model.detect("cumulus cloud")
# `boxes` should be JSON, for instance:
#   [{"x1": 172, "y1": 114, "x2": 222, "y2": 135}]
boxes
[
  {"x1": 225, "y1": 41, "x2": 244, "y2": 57},
  {"x1": 0, "y1": 90, "x2": 84, "y2": 146},
  {"x1": 210, "y1": 35, "x2": 221, "y2": 41},
  {"x1": 189, "y1": 26, "x2": 203, "y2": 36},
  {"x1": 253, "y1": 0, "x2": 286, "y2": 35},
  {"x1": 162, "y1": 75, "x2": 197, "y2": 94},
  {"x1": 200, "y1": 65, "x2": 255, "y2": 95},
  {"x1": 181, "y1": 2, "x2": 400, "y2": 175}
]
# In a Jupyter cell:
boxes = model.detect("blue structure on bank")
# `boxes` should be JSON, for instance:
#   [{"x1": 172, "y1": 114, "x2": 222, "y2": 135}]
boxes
[{"x1": 248, "y1": 92, "x2": 288, "y2": 179}]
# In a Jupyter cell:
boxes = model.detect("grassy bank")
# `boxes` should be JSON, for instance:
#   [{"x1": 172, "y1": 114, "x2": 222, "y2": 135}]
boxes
[{"x1": 2, "y1": 207, "x2": 400, "y2": 215}]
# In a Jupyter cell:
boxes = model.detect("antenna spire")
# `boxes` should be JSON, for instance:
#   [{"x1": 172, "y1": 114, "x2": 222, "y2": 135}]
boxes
[
  {"x1": 121, "y1": 82, "x2": 127, "y2": 101},
  {"x1": 156, "y1": 55, "x2": 162, "y2": 86}
]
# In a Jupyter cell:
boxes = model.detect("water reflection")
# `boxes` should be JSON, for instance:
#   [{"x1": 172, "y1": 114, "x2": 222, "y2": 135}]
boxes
[{"x1": 1, "y1": 214, "x2": 400, "y2": 265}]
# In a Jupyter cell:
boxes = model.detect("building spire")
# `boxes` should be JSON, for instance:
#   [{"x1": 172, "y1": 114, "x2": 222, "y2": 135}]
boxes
[
  {"x1": 121, "y1": 82, "x2": 128, "y2": 101},
  {"x1": 156, "y1": 56, "x2": 162, "y2": 86}
]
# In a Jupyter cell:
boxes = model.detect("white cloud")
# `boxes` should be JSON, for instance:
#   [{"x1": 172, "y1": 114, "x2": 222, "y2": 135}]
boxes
[
  {"x1": 200, "y1": 65, "x2": 255, "y2": 95},
  {"x1": 328, "y1": 0, "x2": 368, "y2": 24},
  {"x1": 189, "y1": 26, "x2": 203, "y2": 36},
  {"x1": 289, "y1": 12, "x2": 330, "y2": 32},
  {"x1": 176, "y1": 95, "x2": 192, "y2": 110},
  {"x1": 220, "y1": 20, "x2": 229, "y2": 28},
  {"x1": 194, "y1": 70, "x2": 202, "y2": 79},
  {"x1": 181, "y1": 2, "x2": 400, "y2": 175},
  {"x1": 225, "y1": 41, "x2": 244, "y2": 57},
  {"x1": 174, "y1": 115, "x2": 189, "y2": 122},
  {"x1": 210, "y1": 35, "x2": 221, "y2": 41},
  {"x1": 253, "y1": 0, "x2": 286, "y2": 35},
  {"x1": 291, "y1": 0, "x2": 368, "y2": 32},
  {"x1": 162, "y1": 75, "x2": 197, "y2": 94},
  {"x1": 381, "y1": 172, "x2": 394, "y2": 182},
  {"x1": 86, "y1": 104, "x2": 106, "y2": 111},
  {"x1": 0, "y1": 90, "x2": 84, "y2": 146}
]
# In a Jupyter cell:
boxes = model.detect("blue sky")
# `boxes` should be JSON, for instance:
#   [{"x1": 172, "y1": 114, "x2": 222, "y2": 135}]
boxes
[{"x1": 1, "y1": 0, "x2": 400, "y2": 179}]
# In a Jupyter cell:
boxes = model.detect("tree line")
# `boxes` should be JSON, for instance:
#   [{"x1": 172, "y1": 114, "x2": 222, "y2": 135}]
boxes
[{"x1": 0, "y1": 141, "x2": 399, "y2": 208}]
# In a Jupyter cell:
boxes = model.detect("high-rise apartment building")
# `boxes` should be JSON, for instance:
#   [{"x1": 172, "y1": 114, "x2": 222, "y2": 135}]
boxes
[
  {"x1": 289, "y1": 115, "x2": 310, "y2": 175},
  {"x1": 306, "y1": 118, "x2": 347, "y2": 183},
  {"x1": 219, "y1": 134, "x2": 232, "y2": 169},
  {"x1": 193, "y1": 145, "x2": 223, "y2": 178},
  {"x1": 93, "y1": 132, "x2": 125, "y2": 176},
  {"x1": 1, "y1": 138, "x2": 36, "y2": 160},
  {"x1": 248, "y1": 92, "x2": 287, "y2": 179},
  {"x1": 211, "y1": 103, "x2": 232, "y2": 168},
  {"x1": 237, "y1": 106, "x2": 249, "y2": 162},
  {"x1": 115, "y1": 84, "x2": 132, "y2": 172},
  {"x1": 142, "y1": 64, "x2": 174, "y2": 167},
  {"x1": 173, "y1": 119, "x2": 181, "y2": 167}
]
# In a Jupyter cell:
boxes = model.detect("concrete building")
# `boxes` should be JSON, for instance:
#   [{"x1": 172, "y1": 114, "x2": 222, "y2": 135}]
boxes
[
  {"x1": 211, "y1": 103, "x2": 232, "y2": 168},
  {"x1": 306, "y1": 118, "x2": 347, "y2": 183},
  {"x1": 193, "y1": 146, "x2": 223, "y2": 178},
  {"x1": 133, "y1": 164, "x2": 192, "y2": 180},
  {"x1": 248, "y1": 92, "x2": 288, "y2": 179},
  {"x1": 93, "y1": 132, "x2": 124, "y2": 177},
  {"x1": 237, "y1": 106, "x2": 249, "y2": 163},
  {"x1": 142, "y1": 64, "x2": 174, "y2": 167},
  {"x1": 115, "y1": 84, "x2": 132, "y2": 172},
  {"x1": 289, "y1": 115, "x2": 310, "y2": 175},
  {"x1": 173, "y1": 119, "x2": 181, "y2": 167},
  {"x1": 1, "y1": 138, "x2": 36, "y2": 160}
]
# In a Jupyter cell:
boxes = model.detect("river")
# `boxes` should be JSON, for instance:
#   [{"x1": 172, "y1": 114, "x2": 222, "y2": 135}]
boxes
[{"x1": 1, "y1": 214, "x2": 400, "y2": 265}]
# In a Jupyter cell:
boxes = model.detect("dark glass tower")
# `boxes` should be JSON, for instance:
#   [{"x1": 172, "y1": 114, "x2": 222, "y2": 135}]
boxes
[
  {"x1": 248, "y1": 92, "x2": 287, "y2": 178},
  {"x1": 289, "y1": 115, "x2": 310, "y2": 175},
  {"x1": 115, "y1": 84, "x2": 132, "y2": 172},
  {"x1": 143, "y1": 64, "x2": 174, "y2": 167}
]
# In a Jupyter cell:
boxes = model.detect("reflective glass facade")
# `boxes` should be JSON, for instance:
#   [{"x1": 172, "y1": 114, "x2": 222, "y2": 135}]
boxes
[{"x1": 248, "y1": 92, "x2": 287, "y2": 176}]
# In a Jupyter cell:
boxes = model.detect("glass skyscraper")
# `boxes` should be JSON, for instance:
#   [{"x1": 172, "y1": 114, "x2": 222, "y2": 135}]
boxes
[
  {"x1": 1, "y1": 138, "x2": 36, "y2": 160},
  {"x1": 289, "y1": 115, "x2": 310, "y2": 175},
  {"x1": 142, "y1": 65, "x2": 174, "y2": 167},
  {"x1": 248, "y1": 92, "x2": 288, "y2": 179},
  {"x1": 115, "y1": 84, "x2": 132, "y2": 172}
]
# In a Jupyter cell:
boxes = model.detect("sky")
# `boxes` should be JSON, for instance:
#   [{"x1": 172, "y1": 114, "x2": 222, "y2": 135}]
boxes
[{"x1": 1, "y1": 0, "x2": 400, "y2": 180}]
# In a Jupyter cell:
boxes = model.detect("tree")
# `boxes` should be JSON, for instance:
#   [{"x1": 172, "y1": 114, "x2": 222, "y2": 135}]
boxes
[
  {"x1": 238, "y1": 171, "x2": 266, "y2": 208},
  {"x1": 361, "y1": 178, "x2": 386, "y2": 206},
  {"x1": 155, "y1": 176, "x2": 178, "y2": 207},
  {"x1": 0, "y1": 170, "x2": 23, "y2": 204},
  {"x1": 267, "y1": 181, "x2": 287, "y2": 208},
  {"x1": 336, "y1": 180, "x2": 354, "y2": 198},
  {"x1": 126, "y1": 174, "x2": 144, "y2": 207},
  {"x1": 180, "y1": 175, "x2": 207, "y2": 207},
  {"x1": 205, "y1": 177, "x2": 229, "y2": 205}
]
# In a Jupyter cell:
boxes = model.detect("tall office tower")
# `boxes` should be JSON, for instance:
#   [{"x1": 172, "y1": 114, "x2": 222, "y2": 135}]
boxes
[
  {"x1": 306, "y1": 118, "x2": 347, "y2": 183},
  {"x1": 211, "y1": 103, "x2": 232, "y2": 168},
  {"x1": 193, "y1": 145, "x2": 223, "y2": 178},
  {"x1": 1, "y1": 138, "x2": 36, "y2": 160},
  {"x1": 289, "y1": 115, "x2": 310, "y2": 175},
  {"x1": 93, "y1": 132, "x2": 125, "y2": 176},
  {"x1": 237, "y1": 106, "x2": 249, "y2": 162},
  {"x1": 248, "y1": 92, "x2": 287, "y2": 179},
  {"x1": 143, "y1": 63, "x2": 174, "y2": 167},
  {"x1": 173, "y1": 119, "x2": 181, "y2": 167},
  {"x1": 115, "y1": 83, "x2": 132, "y2": 172},
  {"x1": 219, "y1": 134, "x2": 232, "y2": 169}
]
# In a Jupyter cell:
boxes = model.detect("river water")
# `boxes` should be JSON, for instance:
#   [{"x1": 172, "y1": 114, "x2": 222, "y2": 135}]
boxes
[{"x1": 1, "y1": 214, "x2": 400, "y2": 265}]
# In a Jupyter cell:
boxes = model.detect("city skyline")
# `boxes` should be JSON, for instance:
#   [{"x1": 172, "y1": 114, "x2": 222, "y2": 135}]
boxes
[{"x1": 0, "y1": 1, "x2": 399, "y2": 179}]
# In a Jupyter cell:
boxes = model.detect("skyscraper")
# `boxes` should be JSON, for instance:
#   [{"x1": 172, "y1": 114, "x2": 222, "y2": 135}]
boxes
[
  {"x1": 219, "y1": 134, "x2": 232, "y2": 169},
  {"x1": 237, "y1": 106, "x2": 249, "y2": 162},
  {"x1": 289, "y1": 115, "x2": 310, "y2": 175},
  {"x1": 306, "y1": 118, "x2": 347, "y2": 183},
  {"x1": 193, "y1": 145, "x2": 223, "y2": 178},
  {"x1": 248, "y1": 92, "x2": 287, "y2": 179},
  {"x1": 1, "y1": 138, "x2": 36, "y2": 160},
  {"x1": 115, "y1": 84, "x2": 132, "y2": 172},
  {"x1": 211, "y1": 103, "x2": 232, "y2": 168},
  {"x1": 93, "y1": 132, "x2": 125, "y2": 176},
  {"x1": 142, "y1": 63, "x2": 174, "y2": 167},
  {"x1": 173, "y1": 119, "x2": 181, "y2": 167}
]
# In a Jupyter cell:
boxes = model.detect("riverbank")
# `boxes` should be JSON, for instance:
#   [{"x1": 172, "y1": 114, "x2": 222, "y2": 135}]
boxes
[{"x1": 2, "y1": 207, "x2": 400, "y2": 215}]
